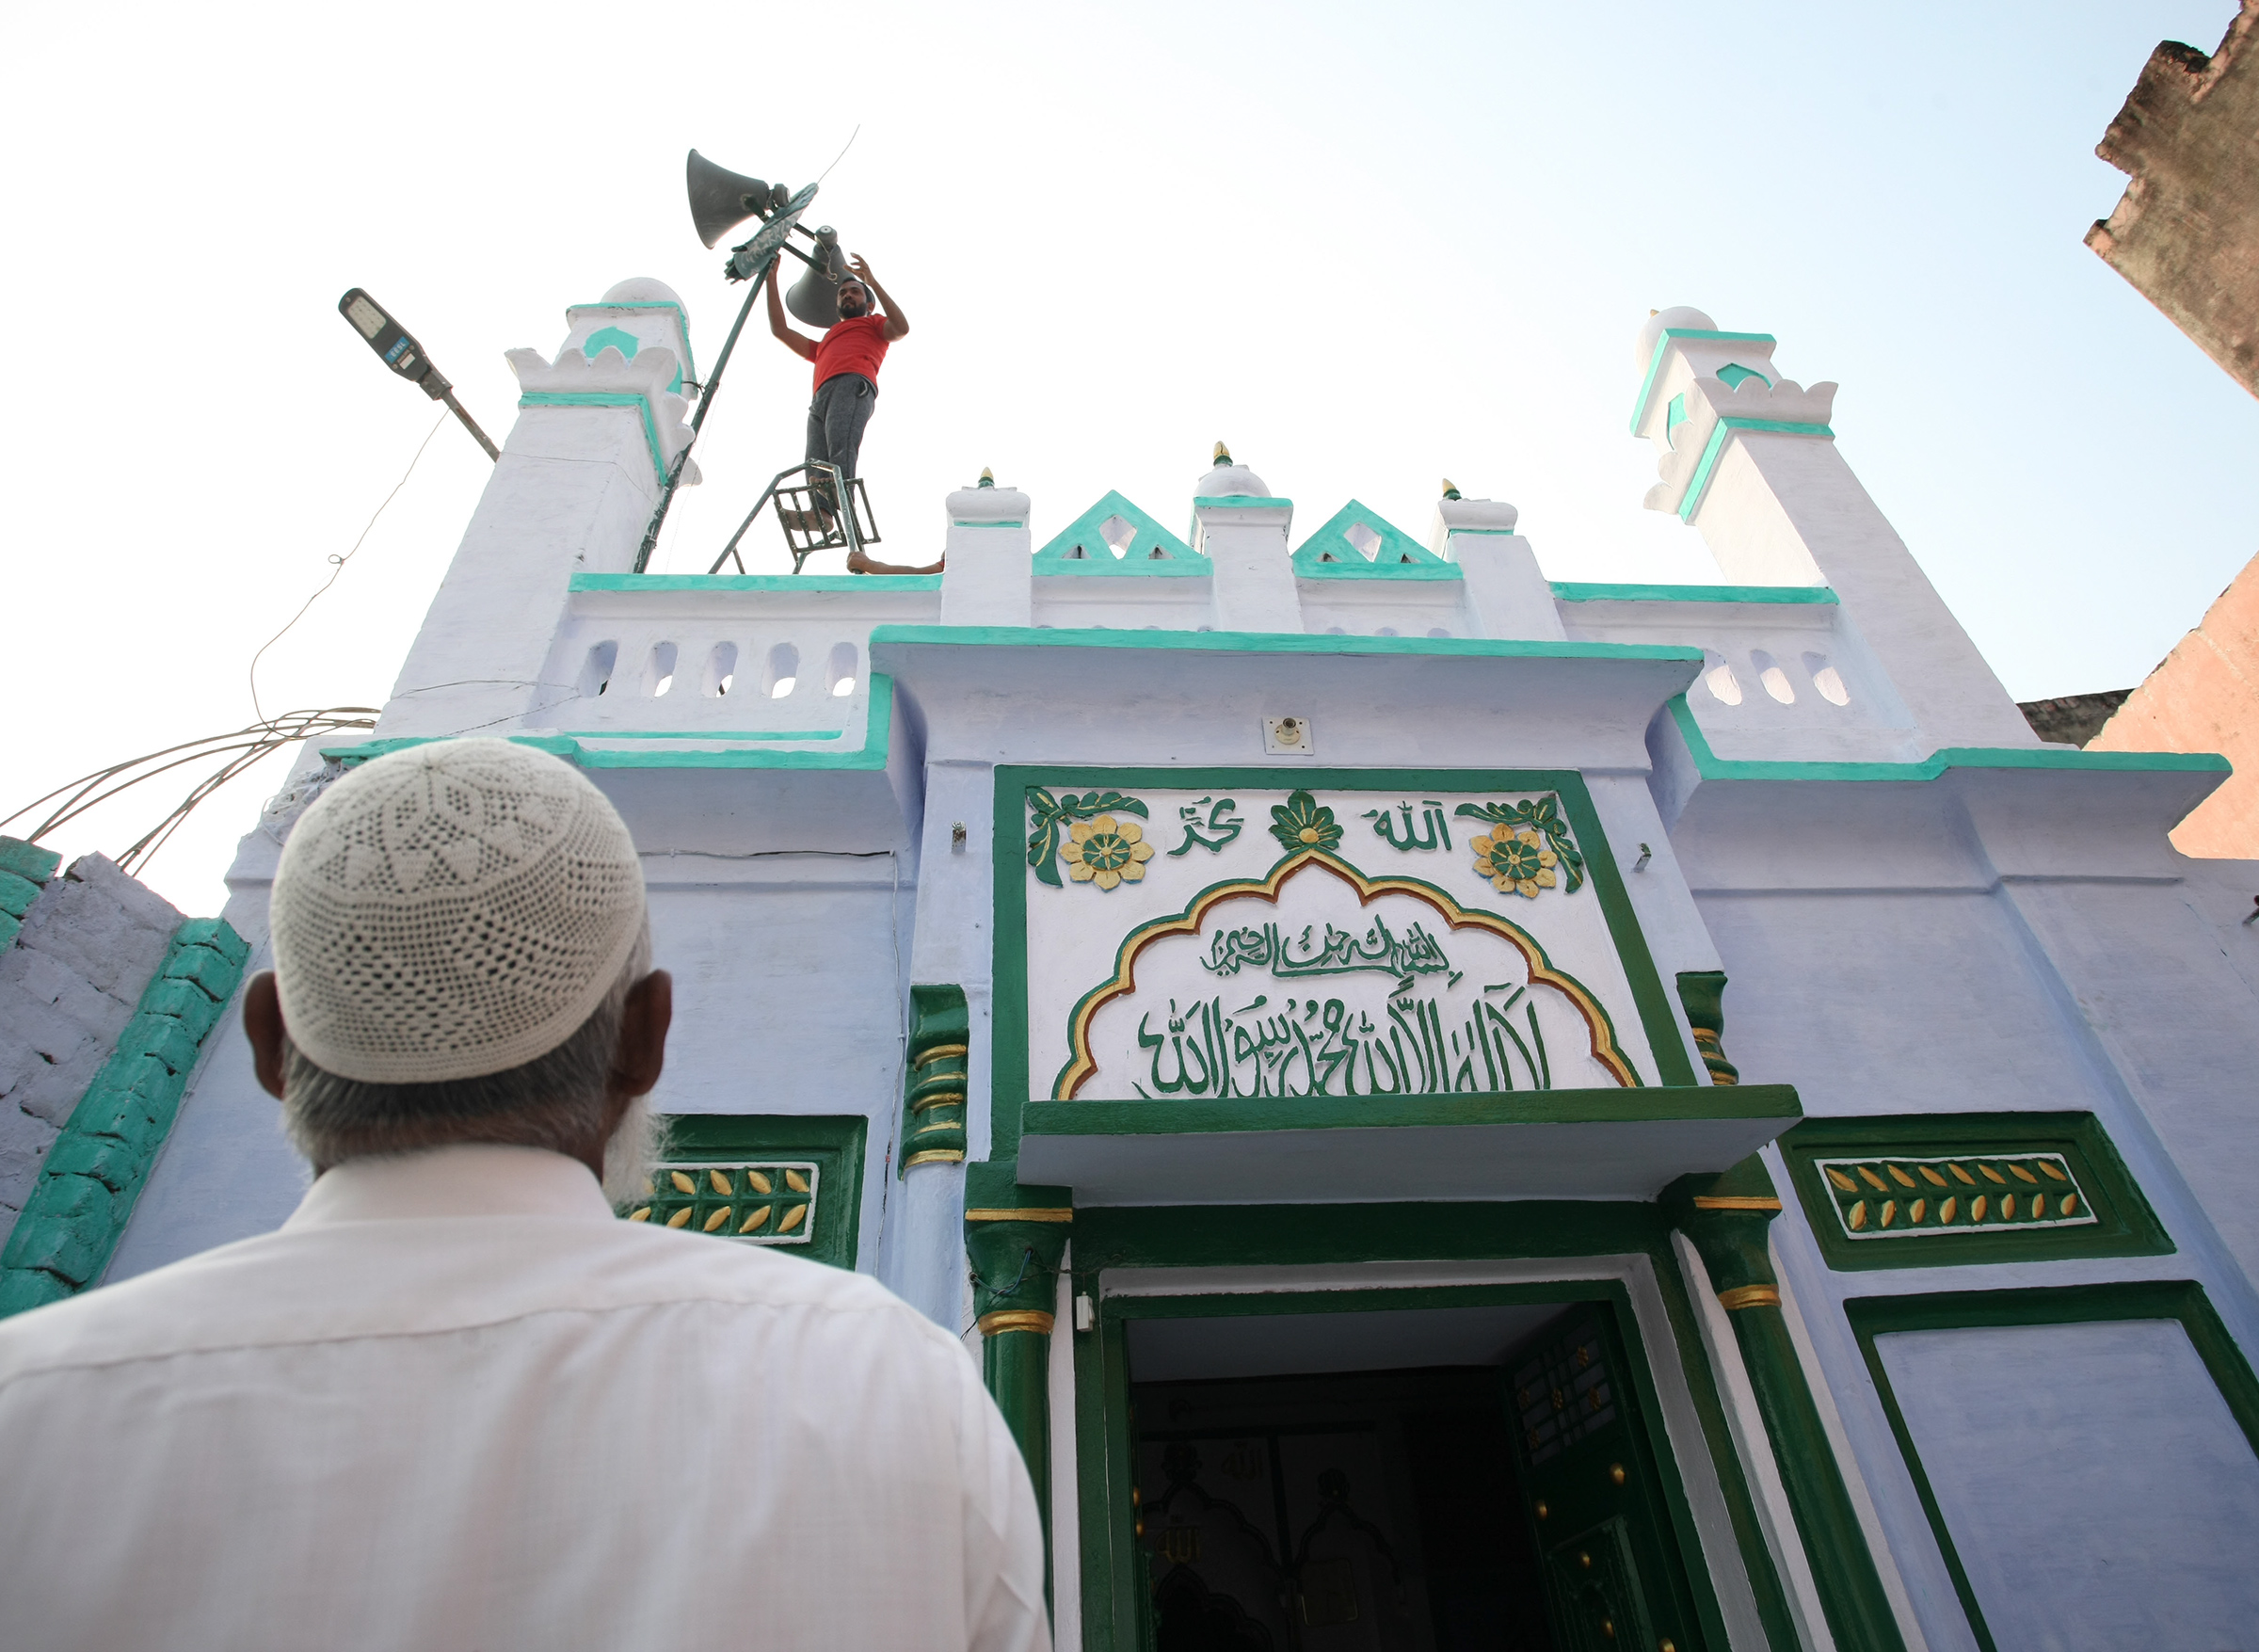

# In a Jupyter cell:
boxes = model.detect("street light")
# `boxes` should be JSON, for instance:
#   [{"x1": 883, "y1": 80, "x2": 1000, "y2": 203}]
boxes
[{"x1": 337, "y1": 287, "x2": 500, "y2": 461}]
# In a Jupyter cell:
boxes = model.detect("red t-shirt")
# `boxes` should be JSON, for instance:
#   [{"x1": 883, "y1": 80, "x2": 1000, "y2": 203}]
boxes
[{"x1": 812, "y1": 313, "x2": 890, "y2": 393}]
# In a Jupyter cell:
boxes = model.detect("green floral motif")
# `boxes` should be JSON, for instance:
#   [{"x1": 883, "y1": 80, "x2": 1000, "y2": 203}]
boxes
[
  {"x1": 1455, "y1": 795, "x2": 1585, "y2": 893},
  {"x1": 1472, "y1": 826, "x2": 1557, "y2": 899},
  {"x1": 1268, "y1": 790, "x2": 1343, "y2": 855},
  {"x1": 1027, "y1": 788, "x2": 1150, "y2": 888},
  {"x1": 1061, "y1": 815, "x2": 1154, "y2": 890}
]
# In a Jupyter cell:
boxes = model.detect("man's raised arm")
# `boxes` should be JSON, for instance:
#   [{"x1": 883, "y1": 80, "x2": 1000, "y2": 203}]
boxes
[
  {"x1": 765, "y1": 263, "x2": 818, "y2": 362},
  {"x1": 850, "y1": 255, "x2": 909, "y2": 342}
]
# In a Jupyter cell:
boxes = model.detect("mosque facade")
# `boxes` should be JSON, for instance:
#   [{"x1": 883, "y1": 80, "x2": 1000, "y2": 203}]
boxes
[{"x1": 32, "y1": 287, "x2": 2259, "y2": 1649}]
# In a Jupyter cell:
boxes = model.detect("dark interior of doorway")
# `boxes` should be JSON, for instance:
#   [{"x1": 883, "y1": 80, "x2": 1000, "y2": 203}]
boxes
[{"x1": 1131, "y1": 1363, "x2": 1557, "y2": 1652}]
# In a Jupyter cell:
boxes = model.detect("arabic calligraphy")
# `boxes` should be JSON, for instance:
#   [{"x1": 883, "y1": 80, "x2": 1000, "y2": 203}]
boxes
[
  {"x1": 1201, "y1": 915, "x2": 1455, "y2": 986},
  {"x1": 1133, "y1": 983, "x2": 1556, "y2": 1099},
  {"x1": 1167, "y1": 795, "x2": 1245, "y2": 858},
  {"x1": 1363, "y1": 800, "x2": 1453, "y2": 853}
]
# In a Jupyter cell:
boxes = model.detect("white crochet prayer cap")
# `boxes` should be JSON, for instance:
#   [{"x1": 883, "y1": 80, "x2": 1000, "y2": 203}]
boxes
[{"x1": 270, "y1": 739, "x2": 648, "y2": 1084}]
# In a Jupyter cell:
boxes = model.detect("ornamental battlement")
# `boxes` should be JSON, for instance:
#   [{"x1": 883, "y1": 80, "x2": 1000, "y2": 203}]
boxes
[{"x1": 351, "y1": 291, "x2": 2049, "y2": 786}]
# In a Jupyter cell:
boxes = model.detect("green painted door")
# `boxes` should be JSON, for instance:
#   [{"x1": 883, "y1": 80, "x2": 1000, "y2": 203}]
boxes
[{"x1": 1504, "y1": 1311, "x2": 1705, "y2": 1652}]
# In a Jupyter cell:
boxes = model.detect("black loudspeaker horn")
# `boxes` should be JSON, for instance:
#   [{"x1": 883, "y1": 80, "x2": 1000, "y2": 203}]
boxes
[
  {"x1": 785, "y1": 225, "x2": 848, "y2": 327},
  {"x1": 687, "y1": 150, "x2": 790, "y2": 249}
]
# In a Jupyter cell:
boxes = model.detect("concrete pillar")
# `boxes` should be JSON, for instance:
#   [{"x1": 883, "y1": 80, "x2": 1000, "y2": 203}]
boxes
[
  {"x1": 375, "y1": 279, "x2": 701, "y2": 740},
  {"x1": 1666, "y1": 1160, "x2": 1908, "y2": 1652},
  {"x1": 965, "y1": 1163, "x2": 1074, "y2": 1555},
  {"x1": 1431, "y1": 489, "x2": 1565, "y2": 641},
  {"x1": 1632, "y1": 307, "x2": 2035, "y2": 750},
  {"x1": 939, "y1": 472, "x2": 1033, "y2": 627},
  {"x1": 1192, "y1": 446, "x2": 1301, "y2": 634}
]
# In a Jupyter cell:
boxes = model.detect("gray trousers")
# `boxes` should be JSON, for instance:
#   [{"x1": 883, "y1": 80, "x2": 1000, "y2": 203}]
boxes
[{"x1": 805, "y1": 373, "x2": 877, "y2": 516}]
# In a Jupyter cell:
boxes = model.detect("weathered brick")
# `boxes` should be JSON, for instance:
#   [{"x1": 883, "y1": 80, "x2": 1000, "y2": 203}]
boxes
[
  {"x1": 137, "y1": 975, "x2": 226, "y2": 1042},
  {"x1": 0, "y1": 1106, "x2": 61, "y2": 1212},
  {"x1": 0, "y1": 947, "x2": 136, "y2": 1040},
  {"x1": 38, "y1": 1131, "x2": 143, "y2": 1192},
  {"x1": 14, "y1": 858, "x2": 180, "y2": 1001},
  {"x1": 171, "y1": 918, "x2": 249, "y2": 969},
  {"x1": 0, "y1": 1213, "x2": 104, "y2": 1286},
  {"x1": 0, "y1": 871, "x2": 40, "y2": 922},
  {"x1": 164, "y1": 944, "x2": 244, "y2": 1003},
  {"x1": 24, "y1": 1171, "x2": 114, "y2": 1224},
  {"x1": 0, "y1": 838, "x2": 60, "y2": 887},
  {"x1": 0, "y1": 1268, "x2": 74, "y2": 1317},
  {"x1": 109, "y1": 1015, "x2": 205, "y2": 1078},
  {"x1": 65, "y1": 1083, "x2": 164, "y2": 1146}
]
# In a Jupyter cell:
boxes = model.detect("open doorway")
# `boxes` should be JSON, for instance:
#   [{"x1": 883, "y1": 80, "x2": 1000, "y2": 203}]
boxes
[{"x1": 1125, "y1": 1300, "x2": 1705, "y2": 1651}]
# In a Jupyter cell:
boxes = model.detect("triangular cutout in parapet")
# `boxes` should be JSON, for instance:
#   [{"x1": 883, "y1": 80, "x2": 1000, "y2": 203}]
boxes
[
  {"x1": 1034, "y1": 490, "x2": 1206, "y2": 576},
  {"x1": 1291, "y1": 500, "x2": 1452, "y2": 575}
]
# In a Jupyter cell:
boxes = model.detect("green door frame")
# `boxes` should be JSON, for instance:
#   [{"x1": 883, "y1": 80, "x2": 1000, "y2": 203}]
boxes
[{"x1": 1063, "y1": 1201, "x2": 1808, "y2": 1652}]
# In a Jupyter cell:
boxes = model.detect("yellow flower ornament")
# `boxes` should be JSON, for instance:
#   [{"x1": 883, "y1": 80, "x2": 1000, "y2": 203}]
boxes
[
  {"x1": 1471, "y1": 826, "x2": 1557, "y2": 898},
  {"x1": 1062, "y1": 815, "x2": 1155, "y2": 890}
]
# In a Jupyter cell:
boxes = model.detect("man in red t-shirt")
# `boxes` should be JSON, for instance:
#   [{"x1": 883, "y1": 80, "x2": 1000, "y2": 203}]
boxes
[{"x1": 765, "y1": 254, "x2": 937, "y2": 573}]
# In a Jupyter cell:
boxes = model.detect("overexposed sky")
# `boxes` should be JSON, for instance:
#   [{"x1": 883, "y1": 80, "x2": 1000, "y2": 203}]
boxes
[{"x1": 5, "y1": 1, "x2": 2252, "y2": 916}]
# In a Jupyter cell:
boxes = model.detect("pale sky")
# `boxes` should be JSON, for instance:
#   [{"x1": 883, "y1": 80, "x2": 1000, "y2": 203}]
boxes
[{"x1": 6, "y1": 1, "x2": 2252, "y2": 917}]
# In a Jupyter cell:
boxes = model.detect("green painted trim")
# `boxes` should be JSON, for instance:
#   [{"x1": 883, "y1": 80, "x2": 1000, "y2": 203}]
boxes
[
  {"x1": 1067, "y1": 1229, "x2": 1791, "y2": 1652},
  {"x1": 1779, "y1": 1112, "x2": 2172, "y2": 1271},
  {"x1": 991, "y1": 767, "x2": 1700, "y2": 1163},
  {"x1": 555, "y1": 730, "x2": 843, "y2": 742},
  {"x1": 572, "y1": 298, "x2": 699, "y2": 382},
  {"x1": 959, "y1": 520, "x2": 1024, "y2": 528},
  {"x1": 1845, "y1": 1280, "x2": 2259, "y2": 1652},
  {"x1": 1629, "y1": 329, "x2": 1778, "y2": 434},
  {"x1": 323, "y1": 676, "x2": 893, "y2": 773},
  {"x1": 1025, "y1": 1083, "x2": 1800, "y2": 1140},
  {"x1": 0, "y1": 919, "x2": 251, "y2": 1316},
  {"x1": 570, "y1": 572, "x2": 941, "y2": 593},
  {"x1": 1678, "y1": 418, "x2": 1835, "y2": 523},
  {"x1": 0, "y1": 835, "x2": 63, "y2": 887},
  {"x1": 1551, "y1": 582, "x2": 1838, "y2": 606},
  {"x1": 875, "y1": 624, "x2": 1702, "y2": 666},
  {"x1": 642, "y1": 1114, "x2": 867, "y2": 1269},
  {"x1": 1034, "y1": 489, "x2": 1203, "y2": 577},
  {"x1": 516, "y1": 392, "x2": 671, "y2": 484},
  {"x1": 1665, "y1": 695, "x2": 2231, "y2": 782},
  {"x1": 1669, "y1": 1165, "x2": 1906, "y2": 1652},
  {"x1": 1191, "y1": 495, "x2": 1292, "y2": 508},
  {"x1": 1034, "y1": 563, "x2": 1210, "y2": 580},
  {"x1": 1294, "y1": 561, "x2": 1463, "y2": 583},
  {"x1": 1290, "y1": 498, "x2": 1457, "y2": 581}
]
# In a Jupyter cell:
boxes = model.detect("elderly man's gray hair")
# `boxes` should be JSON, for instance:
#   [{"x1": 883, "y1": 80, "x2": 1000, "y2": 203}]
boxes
[{"x1": 280, "y1": 932, "x2": 658, "y2": 1195}]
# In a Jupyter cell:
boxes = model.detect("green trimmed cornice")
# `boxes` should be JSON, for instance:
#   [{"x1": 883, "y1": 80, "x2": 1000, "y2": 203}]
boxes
[
  {"x1": 871, "y1": 623, "x2": 1701, "y2": 666},
  {"x1": 1630, "y1": 329, "x2": 1777, "y2": 434},
  {"x1": 328, "y1": 679, "x2": 893, "y2": 773},
  {"x1": 1678, "y1": 418, "x2": 1834, "y2": 521},
  {"x1": 516, "y1": 392, "x2": 673, "y2": 484},
  {"x1": 1664, "y1": 695, "x2": 2229, "y2": 783},
  {"x1": 570, "y1": 572, "x2": 941, "y2": 593},
  {"x1": 1552, "y1": 582, "x2": 1836, "y2": 606}
]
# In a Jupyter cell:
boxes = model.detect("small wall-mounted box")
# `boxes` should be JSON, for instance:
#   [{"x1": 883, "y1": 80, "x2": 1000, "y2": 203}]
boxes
[{"x1": 1262, "y1": 715, "x2": 1315, "y2": 756}]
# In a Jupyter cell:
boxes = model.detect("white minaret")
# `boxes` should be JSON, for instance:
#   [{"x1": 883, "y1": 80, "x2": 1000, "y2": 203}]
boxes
[
  {"x1": 1631, "y1": 306, "x2": 2034, "y2": 750},
  {"x1": 376, "y1": 279, "x2": 702, "y2": 742}
]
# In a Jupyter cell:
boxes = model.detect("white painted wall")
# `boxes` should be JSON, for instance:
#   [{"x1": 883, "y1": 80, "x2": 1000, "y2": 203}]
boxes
[{"x1": 1878, "y1": 1319, "x2": 2259, "y2": 1649}]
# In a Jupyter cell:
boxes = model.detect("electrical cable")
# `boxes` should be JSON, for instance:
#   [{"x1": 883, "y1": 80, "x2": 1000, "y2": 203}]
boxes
[
  {"x1": 248, "y1": 408, "x2": 448, "y2": 723},
  {"x1": 1, "y1": 709, "x2": 381, "y2": 876}
]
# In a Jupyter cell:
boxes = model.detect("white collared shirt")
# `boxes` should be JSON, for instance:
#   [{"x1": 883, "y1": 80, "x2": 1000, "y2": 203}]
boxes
[{"x1": 0, "y1": 1145, "x2": 1049, "y2": 1652}]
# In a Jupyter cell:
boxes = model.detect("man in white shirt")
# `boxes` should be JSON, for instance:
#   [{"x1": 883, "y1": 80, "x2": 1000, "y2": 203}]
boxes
[{"x1": 0, "y1": 739, "x2": 1049, "y2": 1652}]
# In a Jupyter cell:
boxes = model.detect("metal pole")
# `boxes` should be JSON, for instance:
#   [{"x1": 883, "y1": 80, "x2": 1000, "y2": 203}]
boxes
[
  {"x1": 439, "y1": 388, "x2": 500, "y2": 462},
  {"x1": 632, "y1": 257, "x2": 773, "y2": 573}
]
